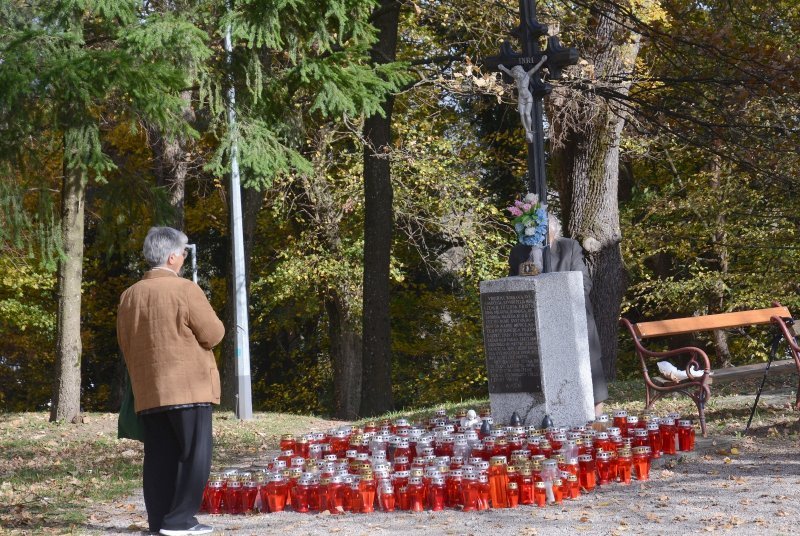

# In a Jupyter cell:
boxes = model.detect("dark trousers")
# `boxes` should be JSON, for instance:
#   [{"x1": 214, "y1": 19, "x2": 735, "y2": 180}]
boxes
[{"x1": 141, "y1": 406, "x2": 212, "y2": 532}]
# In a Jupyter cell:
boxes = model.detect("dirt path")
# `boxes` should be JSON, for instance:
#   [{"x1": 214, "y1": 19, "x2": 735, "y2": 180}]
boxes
[{"x1": 85, "y1": 432, "x2": 800, "y2": 536}]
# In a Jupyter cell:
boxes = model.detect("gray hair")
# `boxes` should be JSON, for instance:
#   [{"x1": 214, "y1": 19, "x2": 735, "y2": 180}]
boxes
[{"x1": 143, "y1": 227, "x2": 188, "y2": 268}]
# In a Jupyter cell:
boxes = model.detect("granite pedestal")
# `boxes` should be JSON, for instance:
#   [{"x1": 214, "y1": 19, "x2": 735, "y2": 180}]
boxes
[{"x1": 480, "y1": 271, "x2": 594, "y2": 428}]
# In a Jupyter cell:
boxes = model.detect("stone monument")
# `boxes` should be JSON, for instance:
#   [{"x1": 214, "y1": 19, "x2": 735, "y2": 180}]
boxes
[{"x1": 480, "y1": 271, "x2": 594, "y2": 428}]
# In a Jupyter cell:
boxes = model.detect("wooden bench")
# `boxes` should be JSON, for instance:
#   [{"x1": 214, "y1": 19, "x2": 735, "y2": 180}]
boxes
[{"x1": 619, "y1": 304, "x2": 800, "y2": 437}]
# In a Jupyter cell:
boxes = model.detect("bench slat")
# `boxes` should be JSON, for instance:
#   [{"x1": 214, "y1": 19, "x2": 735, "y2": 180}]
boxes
[
  {"x1": 633, "y1": 307, "x2": 791, "y2": 338},
  {"x1": 711, "y1": 359, "x2": 797, "y2": 382}
]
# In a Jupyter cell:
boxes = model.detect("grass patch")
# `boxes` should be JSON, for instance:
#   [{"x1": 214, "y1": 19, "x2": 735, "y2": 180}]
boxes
[{"x1": 0, "y1": 414, "x2": 144, "y2": 533}]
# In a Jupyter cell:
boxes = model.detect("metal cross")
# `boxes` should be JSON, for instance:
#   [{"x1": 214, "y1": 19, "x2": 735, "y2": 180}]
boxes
[{"x1": 482, "y1": 0, "x2": 578, "y2": 206}]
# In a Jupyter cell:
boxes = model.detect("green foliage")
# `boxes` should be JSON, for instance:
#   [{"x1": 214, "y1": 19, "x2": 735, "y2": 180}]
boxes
[
  {"x1": 233, "y1": 0, "x2": 378, "y2": 53},
  {"x1": 205, "y1": 117, "x2": 312, "y2": 189},
  {"x1": 121, "y1": 11, "x2": 212, "y2": 74},
  {"x1": 0, "y1": 177, "x2": 63, "y2": 271},
  {"x1": 0, "y1": 257, "x2": 57, "y2": 411},
  {"x1": 289, "y1": 52, "x2": 411, "y2": 119},
  {"x1": 2, "y1": 0, "x2": 799, "y2": 415},
  {"x1": 392, "y1": 288, "x2": 489, "y2": 408}
]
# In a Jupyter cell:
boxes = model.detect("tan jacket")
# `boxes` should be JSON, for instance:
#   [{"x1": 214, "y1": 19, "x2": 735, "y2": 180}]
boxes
[{"x1": 117, "y1": 269, "x2": 225, "y2": 412}]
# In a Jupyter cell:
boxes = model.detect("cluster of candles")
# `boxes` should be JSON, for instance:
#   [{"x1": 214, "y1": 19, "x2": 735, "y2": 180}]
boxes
[{"x1": 201, "y1": 408, "x2": 696, "y2": 515}]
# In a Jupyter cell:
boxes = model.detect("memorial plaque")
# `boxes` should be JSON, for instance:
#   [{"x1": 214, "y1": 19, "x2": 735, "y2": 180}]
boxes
[
  {"x1": 480, "y1": 273, "x2": 595, "y2": 427},
  {"x1": 480, "y1": 291, "x2": 541, "y2": 394}
]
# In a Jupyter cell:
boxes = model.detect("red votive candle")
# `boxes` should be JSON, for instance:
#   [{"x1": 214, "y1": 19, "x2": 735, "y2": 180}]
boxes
[
  {"x1": 568, "y1": 474, "x2": 580, "y2": 499},
  {"x1": 533, "y1": 481, "x2": 547, "y2": 507},
  {"x1": 242, "y1": 480, "x2": 258, "y2": 512},
  {"x1": 647, "y1": 422, "x2": 662, "y2": 459},
  {"x1": 578, "y1": 454, "x2": 596, "y2": 492},
  {"x1": 617, "y1": 448, "x2": 633, "y2": 485},
  {"x1": 460, "y1": 477, "x2": 479, "y2": 512},
  {"x1": 429, "y1": 477, "x2": 446, "y2": 511},
  {"x1": 632, "y1": 446, "x2": 651, "y2": 481},
  {"x1": 224, "y1": 479, "x2": 242, "y2": 514},
  {"x1": 206, "y1": 480, "x2": 223, "y2": 515},
  {"x1": 477, "y1": 475, "x2": 490, "y2": 511},
  {"x1": 660, "y1": 418, "x2": 677, "y2": 455},
  {"x1": 551, "y1": 478, "x2": 564, "y2": 504},
  {"x1": 380, "y1": 484, "x2": 396, "y2": 512},
  {"x1": 507, "y1": 482, "x2": 519, "y2": 508},
  {"x1": 596, "y1": 451, "x2": 613, "y2": 486},
  {"x1": 613, "y1": 410, "x2": 628, "y2": 436},
  {"x1": 678, "y1": 420, "x2": 696, "y2": 452}
]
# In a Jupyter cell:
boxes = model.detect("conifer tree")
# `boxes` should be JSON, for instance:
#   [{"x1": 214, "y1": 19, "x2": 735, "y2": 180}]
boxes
[{"x1": 0, "y1": 0, "x2": 209, "y2": 422}]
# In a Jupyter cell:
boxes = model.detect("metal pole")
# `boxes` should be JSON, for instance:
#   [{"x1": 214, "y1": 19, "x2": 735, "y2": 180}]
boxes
[
  {"x1": 186, "y1": 243, "x2": 198, "y2": 284},
  {"x1": 745, "y1": 329, "x2": 783, "y2": 434},
  {"x1": 224, "y1": 2, "x2": 253, "y2": 420}
]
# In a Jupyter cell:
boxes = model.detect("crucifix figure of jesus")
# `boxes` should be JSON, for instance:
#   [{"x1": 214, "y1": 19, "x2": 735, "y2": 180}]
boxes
[{"x1": 498, "y1": 55, "x2": 547, "y2": 144}]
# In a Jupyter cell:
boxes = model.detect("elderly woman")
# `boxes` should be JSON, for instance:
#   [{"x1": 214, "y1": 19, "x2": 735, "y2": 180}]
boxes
[
  {"x1": 117, "y1": 227, "x2": 224, "y2": 536},
  {"x1": 508, "y1": 215, "x2": 608, "y2": 415}
]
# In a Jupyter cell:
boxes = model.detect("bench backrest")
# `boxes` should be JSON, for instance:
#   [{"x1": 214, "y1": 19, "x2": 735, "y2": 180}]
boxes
[{"x1": 631, "y1": 306, "x2": 792, "y2": 339}]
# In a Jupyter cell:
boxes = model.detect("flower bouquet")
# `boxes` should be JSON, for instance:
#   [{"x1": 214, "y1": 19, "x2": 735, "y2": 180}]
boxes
[
  {"x1": 507, "y1": 193, "x2": 547, "y2": 247},
  {"x1": 507, "y1": 193, "x2": 548, "y2": 275}
]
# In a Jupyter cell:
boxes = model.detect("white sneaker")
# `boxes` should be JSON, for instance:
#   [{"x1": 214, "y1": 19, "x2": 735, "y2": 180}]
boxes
[{"x1": 159, "y1": 524, "x2": 213, "y2": 536}]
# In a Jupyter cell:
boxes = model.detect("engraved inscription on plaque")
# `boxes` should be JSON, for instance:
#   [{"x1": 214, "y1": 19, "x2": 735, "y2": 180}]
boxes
[{"x1": 480, "y1": 290, "x2": 541, "y2": 394}]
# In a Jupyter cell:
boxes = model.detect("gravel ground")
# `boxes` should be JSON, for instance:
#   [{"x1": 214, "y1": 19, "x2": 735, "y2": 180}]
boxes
[{"x1": 86, "y1": 432, "x2": 800, "y2": 536}]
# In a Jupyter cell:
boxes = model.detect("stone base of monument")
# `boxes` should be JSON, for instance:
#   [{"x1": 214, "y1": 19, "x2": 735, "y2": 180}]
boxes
[{"x1": 480, "y1": 271, "x2": 594, "y2": 428}]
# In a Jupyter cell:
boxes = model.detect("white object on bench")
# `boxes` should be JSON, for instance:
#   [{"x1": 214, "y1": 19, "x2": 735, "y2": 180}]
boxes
[{"x1": 657, "y1": 361, "x2": 706, "y2": 383}]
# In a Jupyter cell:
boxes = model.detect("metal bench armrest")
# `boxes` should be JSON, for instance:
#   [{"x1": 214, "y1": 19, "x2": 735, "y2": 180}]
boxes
[{"x1": 619, "y1": 318, "x2": 713, "y2": 373}]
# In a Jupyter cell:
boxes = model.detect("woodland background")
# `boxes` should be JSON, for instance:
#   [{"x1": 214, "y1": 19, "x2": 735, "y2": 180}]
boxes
[{"x1": 1, "y1": 0, "x2": 798, "y2": 420}]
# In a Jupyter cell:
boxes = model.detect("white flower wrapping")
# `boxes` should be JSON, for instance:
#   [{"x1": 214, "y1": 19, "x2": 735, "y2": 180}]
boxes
[{"x1": 657, "y1": 361, "x2": 706, "y2": 383}]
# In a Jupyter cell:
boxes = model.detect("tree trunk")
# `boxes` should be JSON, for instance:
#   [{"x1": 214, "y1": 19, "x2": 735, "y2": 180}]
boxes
[
  {"x1": 221, "y1": 185, "x2": 262, "y2": 410},
  {"x1": 147, "y1": 90, "x2": 194, "y2": 229},
  {"x1": 50, "y1": 132, "x2": 86, "y2": 423},
  {"x1": 708, "y1": 152, "x2": 732, "y2": 367},
  {"x1": 360, "y1": 0, "x2": 400, "y2": 417},
  {"x1": 549, "y1": 6, "x2": 641, "y2": 381},
  {"x1": 300, "y1": 125, "x2": 364, "y2": 418},
  {"x1": 326, "y1": 296, "x2": 363, "y2": 419}
]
